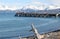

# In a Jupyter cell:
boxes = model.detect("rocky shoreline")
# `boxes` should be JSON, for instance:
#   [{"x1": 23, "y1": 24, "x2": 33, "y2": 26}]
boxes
[
  {"x1": 20, "y1": 24, "x2": 60, "y2": 39},
  {"x1": 20, "y1": 30, "x2": 60, "y2": 39},
  {"x1": 43, "y1": 30, "x2": 60, "y2": 39}
]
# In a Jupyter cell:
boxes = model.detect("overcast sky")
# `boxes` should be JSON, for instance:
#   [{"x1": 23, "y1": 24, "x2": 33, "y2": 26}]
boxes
[{"x1": 0, "y1": 0, "x2": 60, "y2": 10}]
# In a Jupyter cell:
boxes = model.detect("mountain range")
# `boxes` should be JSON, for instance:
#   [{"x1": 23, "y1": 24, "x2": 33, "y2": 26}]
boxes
[
  {"x1": 0, "y1": 5, "x2": 60, "y2": 10},
  {"x1": 0, "y1": 5, "x2": 60, "y2": 14},
  {"x1": 16, "y1": 5, "x2": 60, "y2": 14}
]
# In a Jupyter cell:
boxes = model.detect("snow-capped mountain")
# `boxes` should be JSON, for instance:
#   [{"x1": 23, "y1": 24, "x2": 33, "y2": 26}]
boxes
[
  {"x1": 16, "y1": 5, "x2": 60, "y2": 13},
  {"x1": 20, "y1": 5, "x2": 60, "y2": 10},
  {"x1": 0, "y1": 4, "x2": 60, "y2": 10},
  {"x1": 0, "y1": 5, "x2": 60, "y2": 14}
]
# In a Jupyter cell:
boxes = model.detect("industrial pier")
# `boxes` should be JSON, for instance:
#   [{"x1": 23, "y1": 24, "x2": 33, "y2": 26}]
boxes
[{"x1": 15, "y1": 12, "x2": 60, "y2": 17}]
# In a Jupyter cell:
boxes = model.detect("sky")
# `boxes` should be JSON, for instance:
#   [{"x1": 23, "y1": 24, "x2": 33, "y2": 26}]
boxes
[{"x1": 0, "y1": 0, "x2": 60, "y2": 10}]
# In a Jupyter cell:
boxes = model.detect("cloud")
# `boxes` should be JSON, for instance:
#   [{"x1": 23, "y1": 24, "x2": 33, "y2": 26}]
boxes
[
  {"x1": 31, "y1": 0, "x2": 60, "y2": 6},
  {"x1": 0, "y1": 5, "x2": 7, "y2": 10},
  {"x1": 43, "y1": 0, "x2": 60, "y2": 6},
  {"x1": 50, "y1": 0, "x2": 60, "y2": 4},
  {"x1": 0, "y1": 5, "x2": 22, "y2": 10},
  {"x1": 47, "y1": 5, "x2": 60, "y2": 9},
  {"x1": 0, "y1": 5, "x2": 14, "y2": 10}
]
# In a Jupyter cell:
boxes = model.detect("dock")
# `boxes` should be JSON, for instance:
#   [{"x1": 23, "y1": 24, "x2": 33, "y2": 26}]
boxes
[{"x1": 15, "y1": 12, "x2": 60, "y2": 18}]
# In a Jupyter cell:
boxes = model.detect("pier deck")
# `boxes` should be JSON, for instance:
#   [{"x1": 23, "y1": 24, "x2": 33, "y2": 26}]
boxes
[{"x1": 15, "y1": 12, "x2": 60, "y2": 17}]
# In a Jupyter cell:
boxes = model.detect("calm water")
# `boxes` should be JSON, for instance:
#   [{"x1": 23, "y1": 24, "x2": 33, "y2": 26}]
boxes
[{"x1": 0, "y1": 13, "x2": 60, "y2": 39}]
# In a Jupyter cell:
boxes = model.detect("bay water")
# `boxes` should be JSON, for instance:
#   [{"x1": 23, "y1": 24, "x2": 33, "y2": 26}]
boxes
[{"x1": 0, "y1": 13, "x2": 60, "y2": 39}]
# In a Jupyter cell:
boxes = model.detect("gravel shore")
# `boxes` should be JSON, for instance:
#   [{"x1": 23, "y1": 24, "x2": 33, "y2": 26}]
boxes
[{"x1": 20, "y1": 30, "x2": 60, "y2": 39}]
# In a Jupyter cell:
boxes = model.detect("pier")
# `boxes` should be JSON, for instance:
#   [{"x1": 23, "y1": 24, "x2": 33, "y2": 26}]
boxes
[{"x1": 15, "y1": 12, "x2": 60, "y2": 18}]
